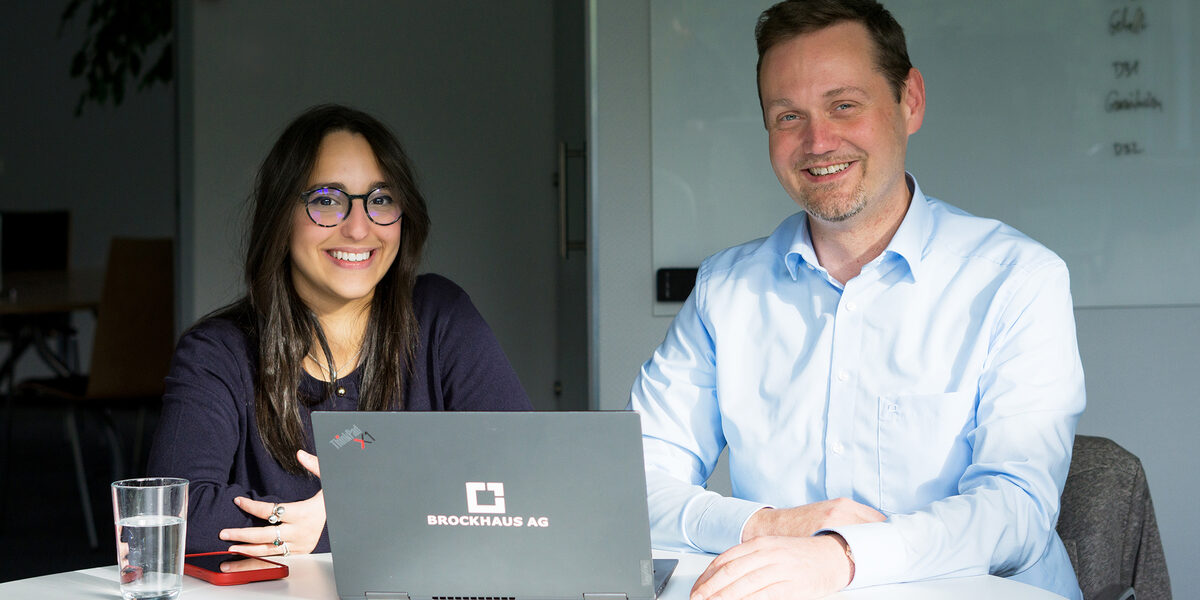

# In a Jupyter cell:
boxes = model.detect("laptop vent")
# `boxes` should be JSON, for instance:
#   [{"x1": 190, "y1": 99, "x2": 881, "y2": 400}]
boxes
[{"x1": 431, "y1": 597, "x2": 515, "y2": 600}]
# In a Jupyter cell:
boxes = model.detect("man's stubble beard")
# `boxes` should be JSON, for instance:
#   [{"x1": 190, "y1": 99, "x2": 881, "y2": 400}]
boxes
[{"x1": 797, "y1": 179, "x2": 868, "y2": 223}]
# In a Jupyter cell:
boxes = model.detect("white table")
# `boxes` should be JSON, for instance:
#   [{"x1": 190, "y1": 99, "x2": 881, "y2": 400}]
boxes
[{"x1": 0, "y1": 551, "x2": 1066, "y2": 599}]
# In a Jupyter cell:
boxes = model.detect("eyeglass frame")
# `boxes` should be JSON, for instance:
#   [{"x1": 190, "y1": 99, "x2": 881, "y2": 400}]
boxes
[{"x1": 298, "y1": 186, "x2": 403, "y2": 227}]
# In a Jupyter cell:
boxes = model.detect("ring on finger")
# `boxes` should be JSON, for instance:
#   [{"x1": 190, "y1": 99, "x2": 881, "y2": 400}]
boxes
[
  {"x1": 268, "y1": 503, "x2": 285, "y2": 525},
  {"x1": 272, "y1": 524, "x2": 282, "y2": 547},
  {"x1": 280, "y1": 541, "x2": 291, "y2": 557}
]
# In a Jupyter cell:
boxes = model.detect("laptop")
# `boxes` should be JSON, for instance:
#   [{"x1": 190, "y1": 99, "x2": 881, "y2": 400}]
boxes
[{"x1": 313, "y1": 411, "x2": 678, "y2": 600}]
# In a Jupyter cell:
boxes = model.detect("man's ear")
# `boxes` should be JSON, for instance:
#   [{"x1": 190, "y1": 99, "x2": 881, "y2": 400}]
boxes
[{"x1": 902, "y1": 67, "x2": 926, "y2": 135}]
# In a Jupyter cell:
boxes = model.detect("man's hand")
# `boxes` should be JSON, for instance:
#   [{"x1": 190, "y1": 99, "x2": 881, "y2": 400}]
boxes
[
  {"x1": 690, "y1": 534, "x2": 853, "y2": 600},
  {"x1": 741, "y1": 498, "x2": 885, "y2": 542}
]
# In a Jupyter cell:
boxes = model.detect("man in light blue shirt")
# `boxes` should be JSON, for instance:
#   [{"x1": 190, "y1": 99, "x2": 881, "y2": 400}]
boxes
[{"x1": 628, "y1": 1, "x2": 1085, "y2": 599}]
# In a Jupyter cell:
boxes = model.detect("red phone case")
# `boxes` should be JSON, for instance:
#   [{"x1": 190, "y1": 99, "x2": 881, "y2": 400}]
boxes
[{"x1": 183, "y1": 551, "x2": 289, "y2": 585}]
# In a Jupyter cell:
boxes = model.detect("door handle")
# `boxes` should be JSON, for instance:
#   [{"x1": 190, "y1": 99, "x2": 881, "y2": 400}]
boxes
[{"x1": 557, "y1": 141, "x2": 587, "y2": 259}]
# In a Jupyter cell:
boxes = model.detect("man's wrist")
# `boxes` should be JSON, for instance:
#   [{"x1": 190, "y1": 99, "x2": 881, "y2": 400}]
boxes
[
  {"x1": 740, "y1": 506, "x2": 773, "y2": 542},
  {"x1": 819, "y1": 531, "x2": 855, "y2": 586}
]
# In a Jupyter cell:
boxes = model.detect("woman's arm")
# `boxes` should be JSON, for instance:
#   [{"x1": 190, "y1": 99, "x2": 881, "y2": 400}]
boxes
[{"x1": 146, "y1": 320, "x2": 320, "y2": 553}]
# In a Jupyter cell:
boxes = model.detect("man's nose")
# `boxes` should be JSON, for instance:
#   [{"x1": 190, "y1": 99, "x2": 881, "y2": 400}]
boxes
[{"x1": 802, "y1": 118, "x2": 839, "y2": 156}]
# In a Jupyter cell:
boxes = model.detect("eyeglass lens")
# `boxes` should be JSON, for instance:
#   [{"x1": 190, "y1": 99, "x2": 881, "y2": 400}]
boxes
[{"x1": 304, "y1": 188, "x2": 402, "y2": 226}]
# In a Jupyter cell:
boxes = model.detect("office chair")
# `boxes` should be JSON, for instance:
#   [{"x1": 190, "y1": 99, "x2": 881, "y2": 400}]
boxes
[
  {"x1": 1057, "y1": 435, "x2": 1172, "y2": 600},
  {"x1": 15, "y1": 238, "x2": 175, "y2": 548}
]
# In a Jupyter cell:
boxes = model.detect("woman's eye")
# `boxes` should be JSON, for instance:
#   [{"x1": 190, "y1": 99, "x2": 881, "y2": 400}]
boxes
[
  {"x1": 308, "y1": 194, "x2": 338, "y2": 207},
  {"x1": 369, "y1": 194, "x2": 394, "y2": 206}
]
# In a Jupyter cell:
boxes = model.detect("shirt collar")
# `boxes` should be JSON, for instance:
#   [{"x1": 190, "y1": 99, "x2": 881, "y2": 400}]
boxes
[
  {"x1": 782, "y1": 213, "x2": 818, "y2": 281},
  {"x1": 885, "y1": 173, "x2": 932, "y2": 282},
  {"x1": 782, "y1": 173, "x2": 932, "y2": 282}
]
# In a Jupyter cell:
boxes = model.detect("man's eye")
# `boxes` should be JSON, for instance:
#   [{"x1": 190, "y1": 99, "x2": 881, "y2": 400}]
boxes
[
  {"x1": 835, "y1": 103, "x2": 854, "y2": 111},
  {"x1": 779, "y1": 114, "x2": 798, "y2": 122}
]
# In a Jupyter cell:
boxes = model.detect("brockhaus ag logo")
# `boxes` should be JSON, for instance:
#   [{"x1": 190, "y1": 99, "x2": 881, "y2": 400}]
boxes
[{"x1": 426, "y1": 482, "x2": 550, "y2": 528}]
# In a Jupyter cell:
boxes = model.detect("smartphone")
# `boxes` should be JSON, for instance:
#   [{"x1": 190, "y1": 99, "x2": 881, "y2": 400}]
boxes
[{"x1": 183, "y1": 551, "x2": 289, "y2": 585}]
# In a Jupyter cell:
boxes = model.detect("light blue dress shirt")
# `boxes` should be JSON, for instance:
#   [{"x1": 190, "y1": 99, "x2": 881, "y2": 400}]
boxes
[{"x1": 628, "y1": 177, "x2": 1085, "y2": 600}]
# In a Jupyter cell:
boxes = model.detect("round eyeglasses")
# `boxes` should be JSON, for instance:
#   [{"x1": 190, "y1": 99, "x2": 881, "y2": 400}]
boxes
[{"x1": 300, "y1": 186, "x2": 402, "y2": 227}]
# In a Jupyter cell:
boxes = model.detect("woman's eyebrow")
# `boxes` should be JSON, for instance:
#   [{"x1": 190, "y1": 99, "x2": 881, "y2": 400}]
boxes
[{"x1": 307, "y1": 181, "x2": 347, "y2": 190}]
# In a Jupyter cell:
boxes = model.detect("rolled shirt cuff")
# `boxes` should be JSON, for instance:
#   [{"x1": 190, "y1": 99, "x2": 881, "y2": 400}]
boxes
[
  {"x1": 823, "y1": 521, "x2": 908, "y2": 590},
  {"x1": 683, "y1": 492, "x2": 772, "y2": 553}
]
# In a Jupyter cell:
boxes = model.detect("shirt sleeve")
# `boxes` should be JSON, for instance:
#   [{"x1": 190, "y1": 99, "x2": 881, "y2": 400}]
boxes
[
  {"x1": 146, "y1": 324, "x2": 325, "y2": 553},
  {"x1": 830, "y1": 259, "x2": 1085, "y2": 590},
  {"x1": 628, "y1": 272, "x2": 770, "y2": 553}
]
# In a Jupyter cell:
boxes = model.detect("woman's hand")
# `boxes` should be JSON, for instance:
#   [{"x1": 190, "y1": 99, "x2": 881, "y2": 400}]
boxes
[{"x1": 219, "y1": 450, "x2": 325, "y2": 556}]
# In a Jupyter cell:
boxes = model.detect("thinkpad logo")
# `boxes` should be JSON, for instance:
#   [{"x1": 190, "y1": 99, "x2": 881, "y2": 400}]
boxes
[{"x1": 328, "y1": 425, "x2": 374, "y2": 450}]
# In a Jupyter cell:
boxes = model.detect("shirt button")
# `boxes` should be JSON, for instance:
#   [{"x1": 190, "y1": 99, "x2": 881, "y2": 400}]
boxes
[
  {"x1": 836, "y1": 370, "x2": 849, "y2": 382},
  {"x1": 831, "y1": 441, "x2": 845, "y2": 454},
  {"x1": 845, "y1": 301, "x2": 857, "y2": 312}
]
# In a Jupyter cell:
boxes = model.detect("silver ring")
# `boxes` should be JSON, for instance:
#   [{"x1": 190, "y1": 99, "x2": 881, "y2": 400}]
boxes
[
  {"x1": 280, "y1": 541, "x2": 291, "y2": 557},
  {"x1": 272, "y1": 525, "x2": 282, "y2": 546},
  {"x1": 268, "y1": 504, "x2": 284, "y2": 524}
]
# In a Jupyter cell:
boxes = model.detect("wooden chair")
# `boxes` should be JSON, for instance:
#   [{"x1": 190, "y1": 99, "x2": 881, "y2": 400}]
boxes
[{"x1": 16, "y1": 238, "x2": 175, "y2": 548}]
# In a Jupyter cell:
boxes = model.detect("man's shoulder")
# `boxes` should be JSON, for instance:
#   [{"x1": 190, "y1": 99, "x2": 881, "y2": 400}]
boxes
[
  {"x1": 924, "y1": 197, "x2": 1064, "y2": 272},
  {"x1": 700, "y1": 212, "x2": 805, "y2": 280}
]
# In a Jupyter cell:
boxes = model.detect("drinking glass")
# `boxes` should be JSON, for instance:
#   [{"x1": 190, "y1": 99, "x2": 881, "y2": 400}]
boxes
[{"x1": 111, "y1": 478, "x2": 188, "y2": 600}]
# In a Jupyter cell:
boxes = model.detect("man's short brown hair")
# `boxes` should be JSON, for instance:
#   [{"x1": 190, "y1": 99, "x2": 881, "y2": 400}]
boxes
[{"x1": 755, "y1": 0, "x2": 913, "y2": 103}]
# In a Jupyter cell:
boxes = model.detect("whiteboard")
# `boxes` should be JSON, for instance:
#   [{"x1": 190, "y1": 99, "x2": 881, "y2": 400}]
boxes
[{"x1": 651, "y1": 0, "x2": 1199, "y2": 312}]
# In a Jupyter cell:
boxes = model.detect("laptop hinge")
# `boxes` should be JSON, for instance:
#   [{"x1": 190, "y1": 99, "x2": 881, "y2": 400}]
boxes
[
  {"x1": 583, "y1": 594, "x2": 628, "y2": 600},
  {"x1": 364, "y1": 593, "x2": 409, "y2": 600}
]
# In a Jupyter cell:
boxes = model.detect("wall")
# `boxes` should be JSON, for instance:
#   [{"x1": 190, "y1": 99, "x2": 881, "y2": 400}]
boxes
[
  {"x1": 179, "y1": 1, "x2": 559, "y2": 409},
  {"x1": 590, "y1": 0, "x2": 1195, "y2": 592},
  {"x1": 589, "y1": 0, "x2": 668, "y2": 410},
  {"x1": 0, "y1": 1, "x2": 176, "y2": 376}
]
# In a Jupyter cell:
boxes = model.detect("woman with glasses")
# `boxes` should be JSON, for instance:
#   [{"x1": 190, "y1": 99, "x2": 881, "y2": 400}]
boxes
[{"x1": 148, "y1": 104, "x2": 531, "y2": 557}]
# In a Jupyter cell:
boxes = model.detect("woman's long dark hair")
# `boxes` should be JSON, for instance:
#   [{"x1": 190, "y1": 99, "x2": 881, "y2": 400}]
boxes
[{"x1": 226, "y1": 104, "x2": 430, "y2": 474}]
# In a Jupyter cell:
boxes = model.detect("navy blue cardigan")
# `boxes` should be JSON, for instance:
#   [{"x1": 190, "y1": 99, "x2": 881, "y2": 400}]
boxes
[{"x1": 147, "y1": 274, "x2": 531, "y2": 553}]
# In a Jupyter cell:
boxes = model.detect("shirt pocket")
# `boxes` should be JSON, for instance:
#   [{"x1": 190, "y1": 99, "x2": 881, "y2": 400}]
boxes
[{"x1": 877, "y1": 391, "x2": 976, "y2": 514}]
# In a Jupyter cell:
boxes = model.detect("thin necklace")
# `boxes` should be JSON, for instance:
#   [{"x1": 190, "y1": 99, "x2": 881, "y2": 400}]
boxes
[{"x1": 308, "y1": 346, "x2": 363, "y2": 398}]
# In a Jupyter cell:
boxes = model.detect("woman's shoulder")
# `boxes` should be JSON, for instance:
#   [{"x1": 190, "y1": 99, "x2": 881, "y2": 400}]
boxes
[
  {"x1": 176, "y1": 307, "x2": 256, "y2": 364},
  {"x1": 413, "y1": 273, "x2": 469, "y2": 305},
  {"x1": 410, "y1": 273, "x2": 494, "y2": 339},
  {"x1": 411, "y1": 273, "x2": 480, "y2": 320}
]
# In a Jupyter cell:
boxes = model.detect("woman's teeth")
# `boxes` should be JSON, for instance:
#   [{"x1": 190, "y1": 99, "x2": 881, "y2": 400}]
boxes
[{"x1": 331, "y1": 250, "x2": 370, "y2": 262}]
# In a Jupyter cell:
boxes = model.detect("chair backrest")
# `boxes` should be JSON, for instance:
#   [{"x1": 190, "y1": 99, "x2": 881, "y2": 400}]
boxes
[
  {"x1": 86, "y1": 237, "x2": 175, "y2": 399},
  {"x1": 1057, "y1": 435, "x2": 1172, "y2": 600},
  {"x1": 1, "y1": 210, "x2": 70, "y2": 274}
]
